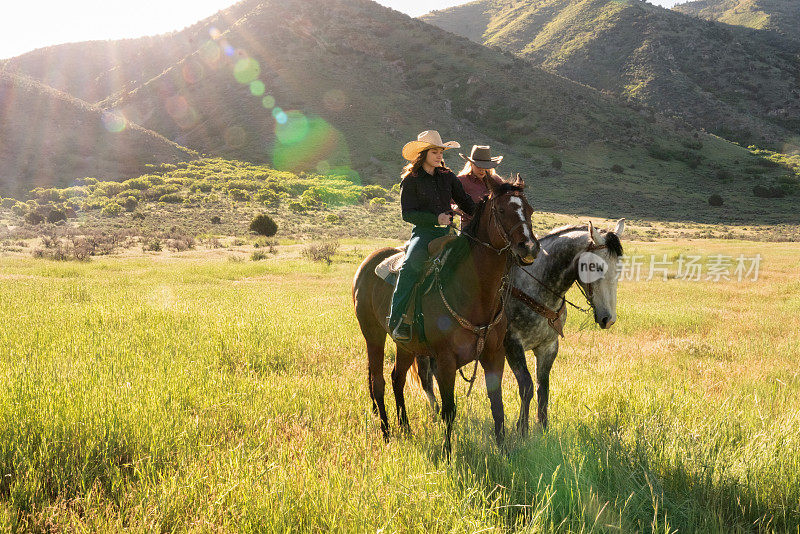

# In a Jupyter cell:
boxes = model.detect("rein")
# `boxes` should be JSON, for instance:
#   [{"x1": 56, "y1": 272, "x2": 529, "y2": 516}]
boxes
[
  {"x1": 435, "y1": 191, "x2": 526, "y2": 397},
  {"x1": 513, "y1": 241, "x2": 608, "y2": 326}
]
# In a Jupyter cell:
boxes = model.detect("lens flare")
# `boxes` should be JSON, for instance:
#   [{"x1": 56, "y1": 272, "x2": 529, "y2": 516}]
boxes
[
  {"x1": 261, "y1": 95, "x2": 275, "y2": 109},
  {"x1": 275, "y1": 111, "x2": 309, "y2": 144},
  {"x1": 199, "y1": 40, "x2": 221, "y2": 67},
  {"x1": 209, "y1": 27, "x2": 222, "y2": 40},
  {"x1": 182, "y1": 60, "x2": 204, "y2": 84},
  {"x1": 249, "y1": 80, "x2": 265, "y2": 96},
  {"x1": 272, "y1": 116, "x2": 353, "y2": 175},
  {"x1": 101, "y1": 111, "x2": 127, "y2": 133},
  {"x1": 165, "y1": 95, "x2": 199, "y2": 129},
  {"x1": 224, "y1": 44, "x2": 235, "y2": 57},
  {"x1": 316, "y1": 160, "x2": 331, "y2": 173},
  {"x1": 234, "y1": 57, "x2": 260, "y2": 84}
]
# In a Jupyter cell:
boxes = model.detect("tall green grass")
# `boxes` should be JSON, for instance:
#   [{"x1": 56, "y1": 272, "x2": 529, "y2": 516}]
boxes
[{"x1": 0, "y1": 240, "x2": 798, "y2": 531}]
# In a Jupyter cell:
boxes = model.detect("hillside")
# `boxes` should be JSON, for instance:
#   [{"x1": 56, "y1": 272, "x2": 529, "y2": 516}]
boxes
[
  {"x1": 1, "y1": 0, "x2": 798, "y2": 224},
  {"x1": 0, "y1": 0, "x2": 257, "y2": 106},
  {"x1": 421, "y1": 0, "x2": 800, "y2": 151},
  {"x1": 674, "y1": 0, "x2": 800, "y2": 39},
  {"x1": 0, "y1": 72, "x2": 196, "y2": 195}
]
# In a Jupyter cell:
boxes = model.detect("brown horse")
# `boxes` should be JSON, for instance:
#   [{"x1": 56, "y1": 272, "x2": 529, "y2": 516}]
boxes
[{"x1": 352, "y1": 176, "x2": 539, "y2": 455}]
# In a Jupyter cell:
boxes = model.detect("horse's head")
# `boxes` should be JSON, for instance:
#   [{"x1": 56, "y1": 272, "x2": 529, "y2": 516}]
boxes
[
  {"x1": 575, "y1": 219, "x2": 625, "y2": 329},
  {"x1": 485, "y1": 173, "x2": 539, "y2": 265}
]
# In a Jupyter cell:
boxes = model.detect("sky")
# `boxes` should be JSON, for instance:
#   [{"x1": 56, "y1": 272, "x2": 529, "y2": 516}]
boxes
[{"x1": 1, "y1": 0, "x2": 683, "y2": 60}]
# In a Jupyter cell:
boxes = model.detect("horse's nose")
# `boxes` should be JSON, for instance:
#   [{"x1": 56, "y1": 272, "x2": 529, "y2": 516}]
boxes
[
  {"x1": 521, "y1": 240, "x2": 539, "y2": 263},
  {"x1": 598, "y1": 316, "x2": 616, "y2": 329}
]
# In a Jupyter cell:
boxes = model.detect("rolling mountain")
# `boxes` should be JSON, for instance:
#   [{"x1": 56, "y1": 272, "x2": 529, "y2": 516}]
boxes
[
  {"x1": 1, "y1": 0, "x2": 797, "y2": 223},
  {"x1": 0, "y1": 72, "x2": 195, "y2": 195},
  {"x1": 673, "y1": 0, "x2": 800, "y2": 39},
  {"x1": 421, "y1": 0, "x2": 800, "y2": 151}
]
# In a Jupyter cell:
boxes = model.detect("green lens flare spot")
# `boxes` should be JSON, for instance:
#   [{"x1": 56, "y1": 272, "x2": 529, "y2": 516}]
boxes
[
  {"x1": 262, "y1": 95, "x2": 275, "y2": 109},
  {"x1": 250, "y1": 80, "x2": 265, "y2": 96},
  {"x1": 234, "y1": 58, "x2": 260, "y2": 84},
  {"x1": 275, "y1": 111, "x2": 309, "y2": 144}
]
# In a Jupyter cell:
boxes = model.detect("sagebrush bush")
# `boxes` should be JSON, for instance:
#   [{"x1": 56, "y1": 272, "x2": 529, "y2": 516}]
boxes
[
  {"x1": 302, "y1": 240, "x2": 339, "y2": 265},
  {"x1": 249, "y1": 214, "x2": 278, "y2": 237},
  {"x1": 158, "y1": 193, "x2": 183, "y2": 204},
  {"x1": 101, "y1": 202, "x2": 123, "y2": 217}
]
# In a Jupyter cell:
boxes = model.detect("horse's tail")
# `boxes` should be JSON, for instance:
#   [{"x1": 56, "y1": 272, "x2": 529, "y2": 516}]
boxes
[{"x1": 409, "y1": 357, "x2": 422, "y2": 390}]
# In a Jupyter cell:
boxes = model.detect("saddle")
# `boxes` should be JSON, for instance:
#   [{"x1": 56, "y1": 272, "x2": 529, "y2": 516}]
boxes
[
  {"x1": 375, "y1": 234, "x2": 459, "y2": 341},
  {"x1": 374, "y1": 235, "x2": 458, "y2": 286}
]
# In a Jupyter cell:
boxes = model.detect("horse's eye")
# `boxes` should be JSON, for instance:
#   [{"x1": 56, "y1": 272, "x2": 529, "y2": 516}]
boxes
[{"x1": 499, "y1": 208, "x2": 505, "y2": 214}]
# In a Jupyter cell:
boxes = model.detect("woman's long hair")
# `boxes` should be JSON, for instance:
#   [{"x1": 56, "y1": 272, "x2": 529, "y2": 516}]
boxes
[
  {"x1": 401, "y1": 149, "x2": 450, "y2": 182},
  {"x1": 457, "y1": 161, "x2": 499, "y2": 179}
]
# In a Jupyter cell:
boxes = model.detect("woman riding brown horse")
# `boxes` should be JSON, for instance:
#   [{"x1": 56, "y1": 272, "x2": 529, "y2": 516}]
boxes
[{"x1": 352, "y1": 166, "x2": 540, "y2": 455}]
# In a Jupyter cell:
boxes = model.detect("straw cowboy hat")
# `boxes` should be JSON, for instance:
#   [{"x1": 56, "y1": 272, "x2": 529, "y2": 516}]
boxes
[
  {"x1": 402, "y1": 130, "x2": 461, "y2": 161},
  {"x1": 459, "y1": 145, "x2": 503, "y2": 169}
]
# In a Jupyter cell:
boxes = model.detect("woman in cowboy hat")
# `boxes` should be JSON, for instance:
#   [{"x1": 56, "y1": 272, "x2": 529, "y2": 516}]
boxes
[
  {"x1": 387, "y1": 130, "x2": 477, "y2": 342},
  {"x1": 454, "y1": 145, "x2": 504, "y2": 229}
]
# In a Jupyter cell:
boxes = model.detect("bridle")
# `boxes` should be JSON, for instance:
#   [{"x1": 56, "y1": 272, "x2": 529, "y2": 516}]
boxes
[
  {"x1": 516, "y1": 240, "x2": 608, "y2": 316},
  {"x1": 459, "y1": 191, "x2": 538, "y2": 262},
  {"x1": 435, "y1": 190, "x2": 535, "y2": 396}
]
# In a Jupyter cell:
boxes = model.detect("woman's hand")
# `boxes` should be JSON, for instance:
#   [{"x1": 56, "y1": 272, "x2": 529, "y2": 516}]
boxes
[{"x1": 438, "y1": 212, "x2": 453, "y2": 226}]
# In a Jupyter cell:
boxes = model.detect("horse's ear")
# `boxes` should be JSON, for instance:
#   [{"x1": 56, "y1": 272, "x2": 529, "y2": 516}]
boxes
[
  {"x1": 514, "y1": 173, "x2": 524, "y2": 188},
  {"x1": 588, "y1": 220, "x2": 603, "y2": 245},
  {"x1": 613, "y1": 218, "x2": 625, "y2": 238}
]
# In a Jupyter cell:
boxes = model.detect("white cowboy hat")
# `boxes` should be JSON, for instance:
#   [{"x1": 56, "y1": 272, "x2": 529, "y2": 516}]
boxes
[{"x1": 401, "y1": 130, "x2": 461, "y2": 161}]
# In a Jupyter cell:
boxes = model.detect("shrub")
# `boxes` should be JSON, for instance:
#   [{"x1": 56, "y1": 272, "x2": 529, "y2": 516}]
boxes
[
  {"x1": 146, "y1": 184, "x2": 181, "y2": 200},
  {"x1": 249, "y1": 214, "x2": 278, "y2": 237},
  {"x1": 551, "y1": 158, "x2": 562, "y2": 170},
  {"x1": 211, "y1": 215, "x2": 222, "y2": 224},
  {"x1": 708, "y1": 195, "x2": 724, "y2": 206},
  {"x1": 610, "y1": 164, "x2": 624, "y2": 174},
  {"x1": 753, "y1": 185, "x2": 785, "y2": 198},
  {"x1": 369, "y1": 197, "x2": 387, "y2": 209},
  {"x1": 325, "y1": 213, "x2": 340, "y2": 223},
  {"x1": 12, "y1": 202, "x2": 28, "y2": 216},
  {"x1": 302, "y1": 240, "x2": 339, "y2": 265},
  {"x1": 122, "y1": 196, "x2": 139, "y2": 212},
  {"x1": 47, "y1": 210, "x2": 67, "y2": 223},
  {"x1": 255, "y1": 189, "x2": 281, "y2": 206},
  {"x1": 228, "y1": 188, "x2": 250, "y2": 202},
  {"x1": 123, "y1": 177, "x2": 151, "y2": 190},
  {"x1": 715, "y1": 169, "x2": 733, "y2": 181},
  {"x1": 189, "y1": 180, "x2": 214, "y2": 193},
  {"x1": 73, "y1": 177, "x2": 98, "y2": 186},
  {"x1": 25, "y1": 212, "x2": 44, "y2": 225},
  {"x1": 251, "y1": 250, "x2": 268, "y2": 261},
  {"x1": 1, "y1": 198, "x2": 15, "y2": 208},
  {"x1": 159, "y1": 193, "x2": 184, "y2": 203},
  {"x1": 289, "y1": 201, "x2": 306, "y2": 213},
  {"x1": 361, "y1": 185, "x2": 389, "y2": 200},
  {"x1": 101, "y1": 202, "x2": 123, "y2": 217},
  {"x1": 132, "y1": 212, "x2": 146, "y2": 221}
]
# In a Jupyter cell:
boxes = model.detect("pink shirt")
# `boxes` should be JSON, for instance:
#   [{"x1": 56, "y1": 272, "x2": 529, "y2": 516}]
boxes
[{"x1": 454, "y1": 172, "x2": 503, "y2": 228}]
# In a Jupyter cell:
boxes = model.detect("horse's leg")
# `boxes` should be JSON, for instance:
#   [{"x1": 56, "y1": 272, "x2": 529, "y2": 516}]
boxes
[
  {"x1": 435, "y1": 355, "x2": 457, "y2": 459},
  {"x1": 366, "y1": 337, "x2": 390, "y2": 442},
  {"x1": 415, "y1": 355, "x2": 440, "y2": 415},
  {"x1": 533, "y1": 339, "x2": 559, "y2": 430},
  {"x1": 481, "y1": 348, "x2": 506, "y2": 447},
  {"x1": 504, "y1": 333, "x2": 533, "y2": 436},
  {"x1": 391, "y1": 347, "x2": 415, "y2": 434}
]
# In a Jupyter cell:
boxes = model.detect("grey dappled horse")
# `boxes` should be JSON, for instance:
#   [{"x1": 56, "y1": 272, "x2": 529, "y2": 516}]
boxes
[{"x1": 416, "y1": 220, "x2": 625, "y2": 435}]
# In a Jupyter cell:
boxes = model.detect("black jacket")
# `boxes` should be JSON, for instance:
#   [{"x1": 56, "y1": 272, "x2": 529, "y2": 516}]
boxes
[{"x1": 400, "y1": 167, "x2": 476, "y2": 227}]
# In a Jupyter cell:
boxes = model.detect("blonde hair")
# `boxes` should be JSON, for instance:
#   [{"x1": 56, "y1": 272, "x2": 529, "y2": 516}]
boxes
[{"x1": 457, "y1": 161, "x2": 499, "y2": 178}]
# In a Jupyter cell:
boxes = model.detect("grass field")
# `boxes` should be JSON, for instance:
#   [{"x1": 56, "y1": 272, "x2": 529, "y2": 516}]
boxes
[{"x1": 1, "y1": 238, "x2": 799, "y2": 532}]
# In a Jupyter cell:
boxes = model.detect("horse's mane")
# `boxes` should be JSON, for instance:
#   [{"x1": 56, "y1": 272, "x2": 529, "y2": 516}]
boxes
[
  {"x1": 541, "y1": 224, "x2": 624, "y2": 257},
  {"x1": 440, "y1": 180, "x2": 527, "y2": 279}
]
